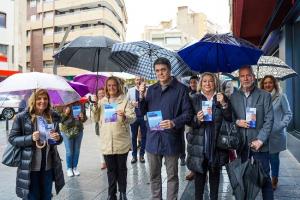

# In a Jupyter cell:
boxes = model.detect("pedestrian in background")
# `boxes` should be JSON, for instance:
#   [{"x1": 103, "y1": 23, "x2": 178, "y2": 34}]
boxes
[
  {"x1": 92, "y1": 88, "x2": 107, "y2": 170},
  {"x1": 60, "y1": 101, "x2": 87, "y2": 177},
  {"x1": 185, "y1": 75, "x2": 199, "y2": 180},
  {"x1": 8, "y1": 89, "x2": 64, "y2": 200},
  {"x1": 95, "y1": 76, "x2": 136, "y2": 200},
  {"x1": 127, "y1": 76, "x2": 147, "y2": 164},
  {"x1": 186, "y1": 72, "x2": 232, "y2": 200},
  {"x1": 231, "y1": 66, "x2": 274, "y2": 199},
  {"x1": 139, "y1": 57, "x2": 193, "y2": 200},
  {"x1": 260, "y1": 75, "x2": 292, "y2": 190}
]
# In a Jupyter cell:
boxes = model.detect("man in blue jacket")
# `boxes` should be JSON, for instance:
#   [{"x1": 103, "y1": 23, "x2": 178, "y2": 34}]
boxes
[{"x1": 139, "y1": 57, "x2": 193, "y2": 200}]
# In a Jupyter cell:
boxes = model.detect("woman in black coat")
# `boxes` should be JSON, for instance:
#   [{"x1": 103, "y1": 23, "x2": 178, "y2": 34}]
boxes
[
  {"x1": 8, "y1": 89, "x2": 65, "y2": 200},
  {"x1": 186, "y1": 73, "x2": 232, "y2": 200}
]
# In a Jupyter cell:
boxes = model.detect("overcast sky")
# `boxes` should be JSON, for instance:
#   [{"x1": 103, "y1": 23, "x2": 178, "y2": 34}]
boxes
[{"x1": 124, "y1": 0, "x2": 230, "y2": 41}]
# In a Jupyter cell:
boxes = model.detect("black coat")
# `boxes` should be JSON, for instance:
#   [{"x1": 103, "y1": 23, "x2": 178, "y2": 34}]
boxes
[
  {"x1": 186, "y1": 93, "x2": 232, "y2": 173},
  {"x1": 8, "y1": 109, "x2": 65, "y2": 199}
]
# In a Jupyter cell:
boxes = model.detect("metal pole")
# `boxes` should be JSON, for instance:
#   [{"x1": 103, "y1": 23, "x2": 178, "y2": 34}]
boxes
[{"x1": 53, "y1": 25, "x2": 72, "y2": 74}]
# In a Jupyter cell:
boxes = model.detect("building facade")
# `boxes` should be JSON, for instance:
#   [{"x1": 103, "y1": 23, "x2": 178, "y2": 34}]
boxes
[
  {"x1": 26, "y1": 0, "x2": 127, "y2": 72},
  {"x1": 143, "y1": 6, "x2": 219, "y2": 51}
]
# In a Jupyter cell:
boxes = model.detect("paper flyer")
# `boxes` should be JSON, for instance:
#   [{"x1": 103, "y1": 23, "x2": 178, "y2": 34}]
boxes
[
  {"x1": 246, "y1": 107, "x2": 256, "y2": 128},
  {"x1": 72, "y1": 105, "x2": 82, "y2": 118},
  {"x1": 147, "y1": 111, "x2": 163, "y2": 131},
  {"x1": 202, "y1": 101, "x2": 213, "y2": 121},
  {"x1": 104, "y1": 103, "x2": 117, "y2": 123},
  {"x1": 37, "y1": 116, "x2": 55, "y2": 143}
]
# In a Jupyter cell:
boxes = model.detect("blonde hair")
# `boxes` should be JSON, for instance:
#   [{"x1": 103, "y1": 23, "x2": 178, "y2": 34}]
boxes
[
  {"x1": 197, "y1": 72, "x2": 219, "y2": 92},
  {"x1": 104, "y1": 76, "x2": 124, "y2": 98},
  {"x1": 28, "y1": 89, "x2": 52, "y2": 123}
]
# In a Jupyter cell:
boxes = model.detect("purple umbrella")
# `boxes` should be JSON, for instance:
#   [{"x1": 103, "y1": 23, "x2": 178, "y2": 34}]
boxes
[
  {"x1": 73, "y1": 74, "x2": 108, "y2": 94},
  {"x1": 68, "y1": 81, "x2": 89, "y2": 97}
]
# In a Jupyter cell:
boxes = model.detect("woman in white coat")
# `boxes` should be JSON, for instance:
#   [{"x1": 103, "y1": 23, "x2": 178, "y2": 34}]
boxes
[{"x1": 260, "y1": 75, "x2": 292, "y2": 190}]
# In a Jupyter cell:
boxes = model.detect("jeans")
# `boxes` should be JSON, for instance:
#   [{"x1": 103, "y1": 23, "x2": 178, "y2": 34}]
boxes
[
  {"x1": 130, "y1": 117, "x2": 147, "y2": 158},
  {"x1": 147, "y1": 152, "x2": 179, "y2": 200},
  {"x1": 240, "y1": 147, "x2": 274, "y2": 200},
  {"x1": 28, "y1": 169, "x2": 53, "y2": 200},
  {"x1": 270, "y1": 152, "x2": 280, "y2": 177},
  {"x1": 104, "y1": 153, "x2": 128, "y2": 195},
  {"x1": 194, "y1": 159, "x2": 220, "y2": 200},
  {"x1": 61, "y1": 131, "x2": 83, "y2": 169}
]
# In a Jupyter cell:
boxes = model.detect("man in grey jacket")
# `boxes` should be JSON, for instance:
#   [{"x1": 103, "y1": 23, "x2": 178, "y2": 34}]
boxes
[{"x1": 230, "y1": 66, "x2": 274, "y2": 200}]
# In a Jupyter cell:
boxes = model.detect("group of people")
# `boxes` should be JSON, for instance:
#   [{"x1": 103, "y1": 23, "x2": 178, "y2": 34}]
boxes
[{"x1": 7, "y1": 56, "x2": 292, "y2": 200}]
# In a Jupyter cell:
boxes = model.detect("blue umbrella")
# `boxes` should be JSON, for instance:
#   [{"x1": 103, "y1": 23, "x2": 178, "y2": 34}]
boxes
[{"x1": 178, "y1": 33, "x2": 263, "y2": 73}]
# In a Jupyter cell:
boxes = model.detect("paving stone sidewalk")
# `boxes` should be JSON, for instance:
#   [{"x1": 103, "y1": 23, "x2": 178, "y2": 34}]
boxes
[{"x1": 1, "y1": 119, "x2": 300, "y2": 199}]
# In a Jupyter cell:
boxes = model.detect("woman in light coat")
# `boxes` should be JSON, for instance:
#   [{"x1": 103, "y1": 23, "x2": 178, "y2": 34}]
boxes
[
  {"x1": 260, "y1": 75, "x2": 292, "y2": 190},
  {"x1": 94, "y1": 76, "x2": 136, "y2": 200}
]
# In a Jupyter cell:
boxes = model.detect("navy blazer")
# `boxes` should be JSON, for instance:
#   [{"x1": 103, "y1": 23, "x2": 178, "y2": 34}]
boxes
[{"x1": 140, "y1": 78, "x2": 193, "y2": 155}]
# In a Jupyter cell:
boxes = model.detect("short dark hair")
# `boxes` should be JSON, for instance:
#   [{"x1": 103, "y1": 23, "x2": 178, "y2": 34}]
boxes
[
  {"x1": 153, "y1": 57, "x2": 171, "y2": 70},
  {"x1": 189, "y1": 75, "x2": 199, "y2": 82}
]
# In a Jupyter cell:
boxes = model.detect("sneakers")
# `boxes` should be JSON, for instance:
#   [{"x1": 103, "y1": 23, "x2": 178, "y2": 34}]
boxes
[
  {"x1": 66, "y1": 168, "x2": 73, "y2": 177},
  {"x1": 131, "y1": 157, "x2": 137, "y2": 164},
  {"x1": 139, "y1": 156, "x2": 145, "y2": 163},
  {"x1": 73, "y1": 167, "x2": 80, "y2": 176}
]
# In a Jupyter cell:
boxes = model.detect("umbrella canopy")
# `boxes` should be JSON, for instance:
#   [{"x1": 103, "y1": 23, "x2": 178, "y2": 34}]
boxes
[
  {"x1": 73, "y1": 74, "x2": 108, "y2": 94},
  {"x1": 53, "y1": 36, "x2": 122, "y2": 72},
  {"x1": 67, "y1": 81, "x2": 89, "y2": 97},
  {"x1": 111, "y1": 41, "x2": 190, "y2": 79},
  {"x1": 225, "y1": 56, "x2": 298, "y2": 80},
  {"x1": 226, "y1": 158, "x2": 268, "y2": 200},
  {"x1": 178, "y1": 33, "x2": 263, "y2": 73},
  {"x1": 0, "y1": 72, "x2": 81, "y2": 106}
]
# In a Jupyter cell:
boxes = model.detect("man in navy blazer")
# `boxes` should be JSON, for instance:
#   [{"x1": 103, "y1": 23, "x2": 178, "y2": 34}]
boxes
[
  {"x1": 231, "y1": 66, "x2": 274, "y2": 200},
  {"x1": 139, "y1": 57, "x2": 193, "y2": 200}
]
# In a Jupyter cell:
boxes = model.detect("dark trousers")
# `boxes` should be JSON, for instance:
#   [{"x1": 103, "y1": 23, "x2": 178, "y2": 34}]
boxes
[
  {"x1": 130, "y1": 117, "x2": 147, "y2": 157},
  {"x1": 241, "y1": 148, "x2": 274, "y2": 200},
  {"x1": 194, "y1": 159, "x2": 220, "y2": 200},
  {"x1": 104, "y1": 153, "x2": 128, "y2": 196},
  {"x1": 180, "y1": 132, "x2": 186, "y2": 160},
  {"x1": 28, "y1": 169, "x2": 53, "y2": 200}
]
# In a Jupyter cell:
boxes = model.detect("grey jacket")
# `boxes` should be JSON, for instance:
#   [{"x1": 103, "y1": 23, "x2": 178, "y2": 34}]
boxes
[
  {"x1": 269, "y1": 93, "x2": 292, "y2": 154},
  {"x1": 230, "y1": 86, "x2": 274, "y2": 152}
]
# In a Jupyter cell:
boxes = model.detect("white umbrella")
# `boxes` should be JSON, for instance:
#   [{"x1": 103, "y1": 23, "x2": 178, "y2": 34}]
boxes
[{"x1": 0, "y1": 72, "x2": 81, "y2": 106}]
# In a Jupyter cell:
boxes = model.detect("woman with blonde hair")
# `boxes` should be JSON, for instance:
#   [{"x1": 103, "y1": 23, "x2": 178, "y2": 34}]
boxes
[
  {"x1": 94, "y1": 76, "x2": 136, "y2": 200},
  {"x1": 260, "y1": 75, "x2": 292, "y2": 190},
  {"x1": 186, "y1": 72, "x2": 232, "y2": 200},
  {"x1": 8, "y1": 89, "x2": 64, "y2": 200}
]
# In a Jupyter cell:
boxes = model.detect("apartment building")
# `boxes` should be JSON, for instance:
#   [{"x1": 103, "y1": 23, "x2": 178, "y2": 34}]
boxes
[
  {"x1": 143, "y1": 6, "x2": 220, "y2": 51},
  {"x1": 26, "y1": 0, "x2": 127, "y2": 72}
]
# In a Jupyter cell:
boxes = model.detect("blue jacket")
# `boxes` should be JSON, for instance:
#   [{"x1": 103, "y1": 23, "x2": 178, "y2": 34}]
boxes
[{"x1": 140, "y1": 78, "x2": 193, "y2": 155}]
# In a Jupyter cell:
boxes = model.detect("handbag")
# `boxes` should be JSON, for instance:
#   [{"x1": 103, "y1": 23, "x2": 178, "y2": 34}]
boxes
[
  {"x1": 217, "y1": 120, "x2": 240, "y2": 150},
  {"x1": 2, "y1": 142, "x2": 21, "y2": 167}
]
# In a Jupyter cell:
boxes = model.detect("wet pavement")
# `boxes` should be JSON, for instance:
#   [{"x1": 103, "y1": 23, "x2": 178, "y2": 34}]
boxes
[{"x1": 1, "y1": 117, "x2": 300, "y2": 199}]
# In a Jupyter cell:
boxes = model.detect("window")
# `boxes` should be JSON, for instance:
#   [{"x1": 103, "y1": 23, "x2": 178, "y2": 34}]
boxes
[
  {"x1": 43, "y1": 44, "x2": 53, "y2": 52},
  {"x1": 0, "y1": 12, "x2": 6, "y2": 28},
  {"x1": 165, "y1": 37, "x2": 181, "y2": 45},
  {"x1": 0, "y1": 44, "x2": 8, "y2": 57},
  {"x1": 43, "y1": 0, "x2": 53, "y2": 3},
  {"x1": 30, "y1": 0, "x2": 36, "y2": 7},
  {"x1": 30, "y1": 15, "x2": 36, "y2": 21},
  {"x1": 43, "y1": 28, "x2": 53, "y2": 36},
  {"x1": 44, "y1": 12, "x2": 53, "y2": 20},
  {"x1": 43, "y1": 60, "x2": 53, "y2": 68},
  {"x1": 152, "y1": 38, "x2": 164, "y2": 46}
]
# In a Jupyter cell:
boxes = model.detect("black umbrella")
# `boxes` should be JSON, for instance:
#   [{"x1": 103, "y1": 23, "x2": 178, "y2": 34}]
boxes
[
  {"x1": 226, "y1": 158, "x2": 268, "y2": 200},
  {"x1": 53, "y1": 36, "x2": 122, "y2": 72}
]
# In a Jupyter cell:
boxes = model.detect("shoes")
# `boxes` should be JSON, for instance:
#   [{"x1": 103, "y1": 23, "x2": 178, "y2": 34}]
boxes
[
  {"x1": 131, "y1": 157, "x2": 137, "y2": 164},
  {"x1": 185, "y1": 171, "x2": 195, "y2": 181},
  {"x1": 180, "y1": 158, "x2": 186, "y2": 166},
  {"x1": 272, "y1": 177, "x2": 278, "y2": 190},
  {"x1": 73, "y1": 167, "x2": 80, "y2": 176},
  {"x1": 101, "y1": 163, "x2": 107, "y2": 170},
  {"x1": 139, "y1": 156, "x2": 145, "y2": 163},
  {"x1": 67, "y1": 168, "x2": 74, "y2": 177},
  {"x1": 119, "y1": 192, "x2": 127, "y2": 200}
]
